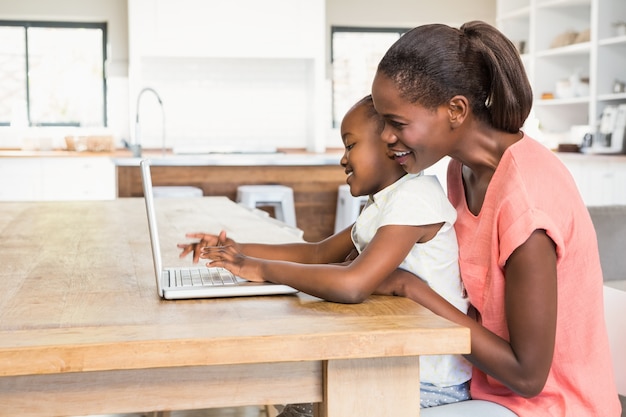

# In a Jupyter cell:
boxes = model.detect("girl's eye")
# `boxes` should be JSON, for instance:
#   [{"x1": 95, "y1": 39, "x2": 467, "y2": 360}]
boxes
[{"x1": 345, "y1": 143, "x2": 355, "y2": 150}]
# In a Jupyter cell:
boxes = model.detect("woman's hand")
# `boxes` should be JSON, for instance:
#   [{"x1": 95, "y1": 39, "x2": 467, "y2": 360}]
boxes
[
  {"x1": 177, "y1": 230, "x2": 235, "y2": 264},
  {"x1": 201, "y1": 244, "x2": 265, "y2": 282}
]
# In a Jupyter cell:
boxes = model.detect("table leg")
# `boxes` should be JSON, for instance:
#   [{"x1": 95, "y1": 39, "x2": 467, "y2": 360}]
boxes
[{"x1": 321, "y1": 356, "x2": 420, "y2": 417}]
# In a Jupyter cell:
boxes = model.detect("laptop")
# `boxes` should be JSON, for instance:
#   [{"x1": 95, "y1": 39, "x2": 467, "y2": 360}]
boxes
[{"x1": 140, "y1": 159, "x2": 298, "y2": 300}]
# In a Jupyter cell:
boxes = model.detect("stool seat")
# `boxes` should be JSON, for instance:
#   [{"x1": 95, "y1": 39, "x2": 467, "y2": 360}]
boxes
[
  {"x1": 334, "y1": 184, "x2": 369, "y2": 233},
  {"x1": 420, "y1": 400, "x2": 518, "y2": 416},
  {"x1": 236, "y1": 185, "x2": 297, "y2": 228},
  {"x1": 153, "y1": 186, "x2": 203, "y2": 198}
]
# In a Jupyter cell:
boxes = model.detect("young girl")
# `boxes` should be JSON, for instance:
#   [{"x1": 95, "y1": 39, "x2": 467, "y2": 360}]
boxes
[
  {"x1": 179, "y1": 95, "x2": 471, "y2": 413},
  {"x1": 370, "y1": 21, "x2": 621, "y2": 416}
]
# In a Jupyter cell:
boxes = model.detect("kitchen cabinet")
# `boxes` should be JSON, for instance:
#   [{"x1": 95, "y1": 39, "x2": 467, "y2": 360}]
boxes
[
  {"x1": 40, "y1": 158, "x2": 116, "y2": 201},
  {"x1": 557, "y1": 153, "x2": 626, "y2": 205},
  {"x1": 0, "y1": 157, "x2": 116, "y2": 201},
  {"x1": 497, "y1": 0, "x2": 626, "y2": 136},
  {"x1": 0, "y1": 158, "x2": 42, "y2": 201},
  {"x1": 128, "y1": 0, "x2": 324, "y2": 59}
]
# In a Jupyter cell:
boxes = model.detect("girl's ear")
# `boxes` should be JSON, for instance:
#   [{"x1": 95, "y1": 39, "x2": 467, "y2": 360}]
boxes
[{"x1": 448, "y1": 96, "x2": 469, "y2": 128}]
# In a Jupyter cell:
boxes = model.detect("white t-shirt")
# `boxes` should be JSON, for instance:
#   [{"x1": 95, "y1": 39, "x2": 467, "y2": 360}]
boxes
[{"x1": 351, "y1": 173, "x2": 471, "y2": 387}]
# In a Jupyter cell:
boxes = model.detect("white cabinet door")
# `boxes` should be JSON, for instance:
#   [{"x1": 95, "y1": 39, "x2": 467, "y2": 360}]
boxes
[
  {"x1": 609, "y1": 161, "x2": 626, "y2": 205},
  {"x1": 41, "y1": 158, "x2": 116, "y2": 201},
  {"x1": 0, "y1": 157, "x2": 115, "y2": 201},
  {"x1": 560, "y1": 155, "x2": 626, "y2": 206},
  {"x1": 584, "y1": 162, "x2": 619, "y2": 206},
  {"x1": 0, "y1": 159, "x2": 42, "y2": 201},
  {"x1": 130, "y1": 0, "x2": 324, "y2": 58},
  {"x1": 560, "y1": 156, "x2": 589, "y2": 201}
]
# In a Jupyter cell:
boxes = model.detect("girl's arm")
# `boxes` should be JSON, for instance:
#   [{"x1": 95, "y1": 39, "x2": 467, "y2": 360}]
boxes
[
  {"x1": 380, "y1": 229, "x2": 557, "y2": 398},
  {"x1": 205, "y1": 223, "x2": 441, "y2": 304},
  {"x1": 240, "y1": 226, "x2": 357, "y2": 264},
  {"x1": 179, "y1": 227, "x2": 356, "y2": 265}
]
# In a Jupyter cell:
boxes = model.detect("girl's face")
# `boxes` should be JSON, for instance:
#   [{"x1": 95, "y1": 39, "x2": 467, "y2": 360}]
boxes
[
  {"x1": 340, "y1": 103, "x2": 405, "y2": 197},
  {"x1": 371, "y1": 72, "x2": 454, "y2": 174}
]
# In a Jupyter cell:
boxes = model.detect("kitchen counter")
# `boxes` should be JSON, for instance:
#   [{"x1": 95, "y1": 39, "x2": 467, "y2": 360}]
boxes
[
  {"x1": 3, "y1": 147, "x2": 625, "y2": 240},
  {"x1": 0, "y1": 148, "x2": 347, "y2": 240},
  {"x1": 114, "y1": 149, "x2": 349, "y2": 241},
  {"x1": 0, "y1": 149, "x2": 130, "y2": 158},
  {"x1": 0, "y1": 148, "x2": 345, "y2": 166},
  {"x1": 555, "y1": 152, "x2": 626, "y2": 163},
  {"x1": 112, "y1": 151, "x2": 344, "y2": 167},
  {"x1": 3, "y1": 148, "x2": 626, "y2": 166}
]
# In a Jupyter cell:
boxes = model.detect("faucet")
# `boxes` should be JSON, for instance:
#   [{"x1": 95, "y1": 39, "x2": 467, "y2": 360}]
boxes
[{"x1": 134, "y1": 87, "x2": 166, "y2": 157}]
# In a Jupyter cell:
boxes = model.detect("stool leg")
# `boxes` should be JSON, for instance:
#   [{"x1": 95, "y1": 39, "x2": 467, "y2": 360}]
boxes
[
  {"x1": 334, "y1": 186, "x2": 365, "y2": 233},
  {"x1": 272, "y1": 202, "x2": 286, "y2": 224},
  {"x1": 280, "y1": 197, "x2": 297, "y2": 228}
]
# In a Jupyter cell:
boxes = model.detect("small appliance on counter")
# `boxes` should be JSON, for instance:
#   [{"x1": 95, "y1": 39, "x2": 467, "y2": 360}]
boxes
[{"x1": 583, "y1": 104, "x2": 626, "y2": 154}]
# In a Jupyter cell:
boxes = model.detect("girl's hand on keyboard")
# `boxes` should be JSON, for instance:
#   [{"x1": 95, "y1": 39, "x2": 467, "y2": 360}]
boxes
[
  {"x1": 201, "y1": 245, "x2": 265, "y2": 283},
  {"x1": 178, "y1": 230, "x2": 237, "y2": 264}
]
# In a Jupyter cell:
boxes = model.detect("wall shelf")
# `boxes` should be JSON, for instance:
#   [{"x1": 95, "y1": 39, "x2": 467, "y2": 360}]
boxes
[{"x1": 498, "y1": 0, "x2": 626, "y2": 135}]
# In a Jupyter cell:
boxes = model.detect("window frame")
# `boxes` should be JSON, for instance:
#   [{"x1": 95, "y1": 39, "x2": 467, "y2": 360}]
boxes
[
  {"x1": 330, "y1": 26, "x2": 409, "y2": 128},
  {"x1": 0, "y1": 19, "x2": 108, "y2": 127}
]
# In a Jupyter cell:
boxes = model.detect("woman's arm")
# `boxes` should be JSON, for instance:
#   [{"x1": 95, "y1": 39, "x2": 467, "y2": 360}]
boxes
[
  {"x1": 205, "y1": 223, "x2": 441, "y2": 303},
  {"x1": 379, "y1": 229, "x2": 557, "y2": 397}
]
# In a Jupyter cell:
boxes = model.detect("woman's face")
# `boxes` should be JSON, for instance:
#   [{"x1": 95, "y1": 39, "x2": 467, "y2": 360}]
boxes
[{"x1": 371, "y1": 72, "x2": 453, "y2": 174}]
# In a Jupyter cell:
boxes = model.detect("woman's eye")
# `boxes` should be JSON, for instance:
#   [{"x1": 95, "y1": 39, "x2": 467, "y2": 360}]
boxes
[{"x1": 388, "y1": 120, "x2": 405, "y2": 129}]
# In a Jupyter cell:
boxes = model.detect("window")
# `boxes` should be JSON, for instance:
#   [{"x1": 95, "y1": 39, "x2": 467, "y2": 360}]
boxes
[
  {"x1": 331, "y1": 26, "x2": 408, "y2": 128},
  {"x1": 0, "y1": 21, "x2": 107, "y2": 127}
]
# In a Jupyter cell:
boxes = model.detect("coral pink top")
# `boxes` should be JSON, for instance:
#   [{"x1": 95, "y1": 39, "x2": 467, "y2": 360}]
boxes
[{"x1": 447, "y1": 136, "x2": 621, "y2": 416}]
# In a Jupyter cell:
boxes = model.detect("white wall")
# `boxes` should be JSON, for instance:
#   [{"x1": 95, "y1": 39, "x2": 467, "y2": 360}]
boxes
[
  {"x1": 0, "y1": 0, "x2": 496, "y2": 152},
  {"x1": 327, "y1": 0, "x2": 495, "y2": 28}
]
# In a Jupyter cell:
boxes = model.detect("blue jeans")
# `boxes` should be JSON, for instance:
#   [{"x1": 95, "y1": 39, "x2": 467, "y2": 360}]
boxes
[{"x1": 276, "y1": 381, "x2": 472, "y2": 417}]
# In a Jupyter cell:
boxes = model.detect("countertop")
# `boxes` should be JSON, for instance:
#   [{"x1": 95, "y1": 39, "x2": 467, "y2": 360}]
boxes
[
  {"x1": 2, "y1": 148, "x2": 626, "y2": 166},
  {"x1": 114, "y1": 149, "x2": 345, "y2": 166},
  {"x1": 0, "y1": 148, "x2": 345, "y2": 166}
]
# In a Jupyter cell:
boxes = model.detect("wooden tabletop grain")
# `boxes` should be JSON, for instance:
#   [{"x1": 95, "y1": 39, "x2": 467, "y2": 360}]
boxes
[{"x1": 0, "y1": 197, "x2": 469, "y2": 416}]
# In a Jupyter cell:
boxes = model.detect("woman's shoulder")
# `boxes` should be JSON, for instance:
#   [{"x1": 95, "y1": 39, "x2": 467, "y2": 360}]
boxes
[
  {"x1": 508, "y1": 135, "x2": 564, "y2": 167},
  {"x1": 495, "y1": 136, "x2": 573, "y2": 192}
]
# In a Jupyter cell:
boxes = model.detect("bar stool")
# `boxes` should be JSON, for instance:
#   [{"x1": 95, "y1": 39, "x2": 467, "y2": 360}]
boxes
[
  {"x1": 153, "y1": 186, "x2": 203, "y2": 198},
  {"x1": 236, "y1": 185, "x2": 297, "y2": 228},
  {"x1": 334, "y1": 184, "x2": 369, "y2": 233}
]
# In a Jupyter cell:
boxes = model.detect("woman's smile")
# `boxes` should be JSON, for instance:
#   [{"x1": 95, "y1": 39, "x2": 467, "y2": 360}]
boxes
[{"x1": 392, "y1": 150, "x2": 412, "y2": 165}]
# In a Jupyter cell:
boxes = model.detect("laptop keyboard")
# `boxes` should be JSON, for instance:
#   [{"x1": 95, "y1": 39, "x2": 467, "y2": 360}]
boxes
[{"x1": 170, "y1": 268, "x2": 238, "y2": 288}]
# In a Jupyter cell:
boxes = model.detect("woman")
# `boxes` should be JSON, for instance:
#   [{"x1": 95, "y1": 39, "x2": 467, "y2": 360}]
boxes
[{"x1": 371, "y1": 20, "x2": 621, "y2": 416}]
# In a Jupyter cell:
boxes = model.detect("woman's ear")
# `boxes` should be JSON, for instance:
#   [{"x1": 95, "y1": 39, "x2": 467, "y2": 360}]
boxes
[{"x1": 448, "y1": 96, "x2": 469, "y2": 128}]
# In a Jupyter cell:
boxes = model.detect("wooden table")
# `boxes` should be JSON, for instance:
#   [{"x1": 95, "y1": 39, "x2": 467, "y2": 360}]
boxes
[{"x1": 0, "y1": 197, "x2": 470, "y2": 417}]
